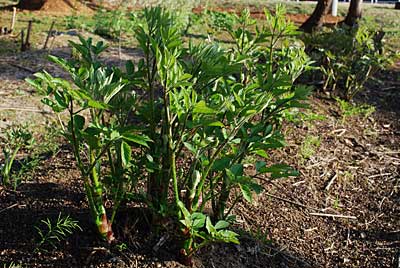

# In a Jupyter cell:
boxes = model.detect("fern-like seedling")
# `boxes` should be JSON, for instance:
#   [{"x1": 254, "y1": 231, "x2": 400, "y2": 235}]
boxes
[
  {"x1": 34, "y1": 213, "x2": 82, "y2": 252},
  {"x1": 3, "y1": 262, "x2": 25, "y2": 268}
]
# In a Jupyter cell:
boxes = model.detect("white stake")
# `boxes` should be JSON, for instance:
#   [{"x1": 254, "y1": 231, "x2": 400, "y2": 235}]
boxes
[
  {"x1": 10, "y1": 7, "x2": 16, "y2": 34},
  {"x1": 332, "y1": 0, "x2": 338, "y2": 17}
]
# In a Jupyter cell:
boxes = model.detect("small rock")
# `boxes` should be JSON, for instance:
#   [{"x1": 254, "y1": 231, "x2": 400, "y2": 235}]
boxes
[
  {"x1": 343, "y1": 258, "x2": 350, "y2": 263},
  {"x1": 360, "y1": 232, "x2": 366, "y2": 239}
]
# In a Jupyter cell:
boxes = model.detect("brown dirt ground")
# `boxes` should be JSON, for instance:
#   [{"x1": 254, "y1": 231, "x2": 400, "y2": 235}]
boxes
[
  {"x1": 39, "y1": 0, "x2": 91, "y2": 13},
  {"x1": 0, "y1": 9, "x2": 399, "y2": 268},
  {"x1": 192, "y1": 6, "x2": 343, "y2": 25}
]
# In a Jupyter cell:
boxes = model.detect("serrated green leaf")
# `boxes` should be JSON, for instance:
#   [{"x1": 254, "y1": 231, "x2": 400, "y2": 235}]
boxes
[
  {"x1": 191, "y1": 212, "x2": 206, "y2": 229},
  {"x1": 205, "y1": 216, "x2": 216, "y2": 234},
  {"x1": 121, "y1": 141, "x2": 131, "y2": 167},
  {"x1": 122, "y1": 133, "x2": 151, "y2": 148},
  {"x1": 193, "y1": 100, "x2": 216, "y2": 114},
  {"x1": 215, "y1": 220, "x2": 229, "y2": 230},
  {"x1": 258, "y1": 164, "x2": 299, "y2": 178},
  {"x1": 239, "y1": 183, "x2": 253, "y2": 203},
  {"x1": 212, "y1": 157, "x2": 231, "y2": 171}
]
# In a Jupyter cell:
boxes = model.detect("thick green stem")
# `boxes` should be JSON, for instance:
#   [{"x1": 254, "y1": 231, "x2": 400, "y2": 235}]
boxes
[{"x1": 164, "y1": 85, "x2": 180, "y2": 207}]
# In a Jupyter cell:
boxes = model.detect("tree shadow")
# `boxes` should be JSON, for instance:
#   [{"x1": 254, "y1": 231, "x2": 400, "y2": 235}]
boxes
[
  {"x1": 0, "y1": 0, "x2": 93, "y2": 11},
  {"x1": 358, "y1": 67, "x2": 400, "y2": 118}
]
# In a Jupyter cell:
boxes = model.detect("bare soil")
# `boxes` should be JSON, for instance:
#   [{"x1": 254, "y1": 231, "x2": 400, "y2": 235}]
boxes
[{"x1": 192, "y1": 6, "x2": 343, "y2": 25}]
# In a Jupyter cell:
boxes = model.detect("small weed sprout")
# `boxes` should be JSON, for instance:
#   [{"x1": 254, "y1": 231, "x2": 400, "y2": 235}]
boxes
[
  {"x1": 300, "y1": 135, "x2": 321, "y2": 161},
  {"x1": 116, "y1": 242, "x2": 128, "y2": 252},
  {"x1": 35, "y1": 213, "x2": 82, "y2": 252},
  {"x1": 284, "y1": 109, "x2": 327, "y2": 125},
  {"x1": 336, "y1": 98, "x2": 375, "y2": 122},
  {"x1": 2, "y1": 263, "x2": 24, "y2": 268}
]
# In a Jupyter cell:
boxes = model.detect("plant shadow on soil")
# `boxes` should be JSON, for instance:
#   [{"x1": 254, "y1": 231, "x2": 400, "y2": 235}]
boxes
[{"x1": 0, "y1": 164, "x2": 315, "y2": 268}]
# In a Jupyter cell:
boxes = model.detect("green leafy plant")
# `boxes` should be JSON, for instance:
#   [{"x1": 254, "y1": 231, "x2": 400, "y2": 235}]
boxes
[
  {"x1": 94, "y1": 9, "x2": 133, "y2": 40},
  {"x1": 28, "y1": 5, "x2": 311, "y2": 264},
  {"x1": 27, "y1": 36, "x2": 150, "y2": 242},
  {"x1": 178, "y1": 201, "x2": 239, "y2": 264},
  {"x1": 116, "y1": 242, "x2": 128, "y2": 252},
  {"x1": 303, "y1": 25, "x2": 393, "y2": 100},
  {"x1": 300, "y1": 135, "x2": 321, "y2": 161},
  {"x1": 133, "y1": 5, "x2": 310, "y2": 264},
  {"x1": 0, "y1": 124, "x2": 35, "y2": 187},
  {"x1": 34, "y1": 213, "x2": 82, "y2": 252},
  {"x1": 64, "y1": 14, "x2": 93, "y2": 31},
  {"x1": 333, "y1": 195, "x2": 340, "y2": 210}
]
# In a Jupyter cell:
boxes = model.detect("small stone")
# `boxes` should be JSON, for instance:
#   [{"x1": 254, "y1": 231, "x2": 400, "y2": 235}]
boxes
[
  {"x1": 360, "y1": 232, "x2": 366, "y2": 239},
  {"x1": 343, "y1": 258, "x2": 350, "y2": 263}
]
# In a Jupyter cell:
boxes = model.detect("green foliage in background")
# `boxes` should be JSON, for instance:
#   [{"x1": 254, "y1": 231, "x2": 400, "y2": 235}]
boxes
[{"x1": 303, "y1": 24, "x2": 394, "y2": 100}]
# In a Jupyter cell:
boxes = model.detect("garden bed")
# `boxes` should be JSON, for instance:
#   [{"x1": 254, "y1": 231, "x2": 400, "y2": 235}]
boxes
[{"x1": 0, "y1": 4, "x2": 399, "y2": 268}]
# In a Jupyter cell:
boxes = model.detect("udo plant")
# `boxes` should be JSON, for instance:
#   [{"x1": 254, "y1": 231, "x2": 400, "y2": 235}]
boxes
[
  {"x1": 133, "y1": 6, "x2": 311, "y2": 264},
  {"x1": 28, "y1": 5, "x2": 311, "y2": 265},
  {"x1": 27, "y1": 36, "x2": 150, "y2": 242}
]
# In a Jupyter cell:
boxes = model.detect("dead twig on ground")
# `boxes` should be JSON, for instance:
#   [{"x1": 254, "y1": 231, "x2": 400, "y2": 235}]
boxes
[
  {"x1": 309, "y1": 212, "x2": 357, "y2": 220},
  {"x1": 368, "y1": 173, "x2": 392, "y2": 179},
  {"x1": 0, "y1": 203, "x2": 18, "y2": 214},
  {"x1": 262, "y1": 243, "x2": 311, "y2": 266},
  {"x1": 265, "y1": 192, "x2": 321, "y2": 212},
  {"x1": 324, "y1": 172, "x2": 338, "y2": 191},
  {"x1": 8, "y1": 62, "x2": 36, "y2": 73},
  {"x1": 0, "y1": 106, "x2": 51, "y2": 114}
]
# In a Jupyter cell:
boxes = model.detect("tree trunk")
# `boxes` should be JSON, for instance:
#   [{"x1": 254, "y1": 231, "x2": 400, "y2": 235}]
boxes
[
  {"x1": 17, "y1": 0, "x2": 46, "y2": 10},
  {"x1": 300, "y1": 0, "x2": 333, "y2": 33},
  {"x1": 344, "y1": 0, "x2": 362, "y2": 27}
]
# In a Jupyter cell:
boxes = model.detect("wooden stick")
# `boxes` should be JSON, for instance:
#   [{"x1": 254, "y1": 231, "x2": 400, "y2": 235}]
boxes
[
  {"x1": 309, "y1": 212, "x2": 357, "y2": 220},
  {"x1": 325, "y1": 173, "x2": 337, "y2": 191},
  {"x1": 0, "y1": 106, "x2": 51, "y2": 114},
  {"x1": 20, "y1": 29, "x2": 25, "y2": 51},
  {"x1": 0, "y1": 203, "x2": 18, "y2": 214},
  {"x1": 43, "y1": 20, "x2": 55, "y2": 50},
  {"x1": 25, "y1": 20, "x2": 32, "y2": 50},
  {"x1": 368, "y1": 173, "x2": 392, "y2": 179},
  {"x1": 10, "y1": 7, "x2": 17, "y2": 34}
]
